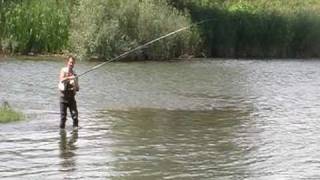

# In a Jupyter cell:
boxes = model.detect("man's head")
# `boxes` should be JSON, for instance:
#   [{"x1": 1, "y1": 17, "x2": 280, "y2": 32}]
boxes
[{"x1": 67, "y1": 56, "x2": 76, "y2": 69}]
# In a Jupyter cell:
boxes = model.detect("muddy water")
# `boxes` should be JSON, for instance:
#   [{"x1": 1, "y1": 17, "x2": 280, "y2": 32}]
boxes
[{"x1": 1, "y1": 58, "x2": 320, "y2": 179}]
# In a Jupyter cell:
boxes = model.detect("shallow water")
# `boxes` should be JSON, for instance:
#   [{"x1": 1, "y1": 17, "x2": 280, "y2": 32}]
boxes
[{"x1": 1, "y1": 58, "x2": 320, "y2": 179}]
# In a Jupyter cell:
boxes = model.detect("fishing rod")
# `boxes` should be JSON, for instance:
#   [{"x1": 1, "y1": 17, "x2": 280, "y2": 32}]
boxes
[{"x1": 77, "y1": 19, "x2": 213, "y2": 78}]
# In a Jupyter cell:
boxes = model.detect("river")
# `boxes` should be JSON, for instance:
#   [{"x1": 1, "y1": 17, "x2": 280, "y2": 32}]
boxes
[{"x1": 1, "y1": 58, "x2": 320, "y2": 179}]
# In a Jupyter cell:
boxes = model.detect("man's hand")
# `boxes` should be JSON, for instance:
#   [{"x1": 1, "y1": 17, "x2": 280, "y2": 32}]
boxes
[{"x1": 68, "y1": 75, "x2": 76, "y2": 80}]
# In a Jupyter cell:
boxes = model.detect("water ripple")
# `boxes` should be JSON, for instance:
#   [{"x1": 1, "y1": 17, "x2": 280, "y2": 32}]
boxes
[{"x1": 1, "y1": 59, "x2": 320, "y2": 179}]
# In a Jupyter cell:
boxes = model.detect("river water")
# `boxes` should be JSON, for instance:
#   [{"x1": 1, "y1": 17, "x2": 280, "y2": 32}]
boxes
[{"x1": 1, "y1": 58, "x2": 320, "y2": 179}]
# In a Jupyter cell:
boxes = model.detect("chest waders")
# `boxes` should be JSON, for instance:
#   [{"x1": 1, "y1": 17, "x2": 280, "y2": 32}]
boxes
[{"x1": 59, "y1": 69, "x2": 79, "y2": 129}]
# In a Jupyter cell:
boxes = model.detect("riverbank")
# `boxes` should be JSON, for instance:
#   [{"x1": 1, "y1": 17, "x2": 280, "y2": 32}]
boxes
[
  {"x1": 0, "y1": 52, "x2": 194, "y2": 62},
  {"x1": 0, "y1": 52, "x2": 67, "y2": 61},
  {"x1": 1, "y1": 53, "x2": 320, "y2": 63}
]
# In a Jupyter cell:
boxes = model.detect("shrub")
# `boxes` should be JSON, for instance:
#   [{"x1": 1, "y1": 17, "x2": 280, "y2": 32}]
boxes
[{"x1": 70, "y1": 0, "x2": 201, "y2": 60}]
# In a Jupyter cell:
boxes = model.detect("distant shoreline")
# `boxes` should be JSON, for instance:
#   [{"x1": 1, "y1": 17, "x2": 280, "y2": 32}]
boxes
[
  {"x1": 0, "y1": 52, "x2": 68, "y2": 61},
  {"x1": 1, "y1": 52, "x2": 319, "y2": 62}
]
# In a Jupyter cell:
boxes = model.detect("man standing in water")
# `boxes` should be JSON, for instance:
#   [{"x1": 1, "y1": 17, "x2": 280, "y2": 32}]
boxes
[{"x1": 59, "y1": 56, "x2": 79, "y2": 129}]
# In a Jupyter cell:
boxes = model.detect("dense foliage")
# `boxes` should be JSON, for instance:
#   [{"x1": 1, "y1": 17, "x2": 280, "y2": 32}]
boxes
[
  {"x1": 169, "y1": 0, "x2": 320, "y2": 58},
  {"x1": 70, "y1": 0, "x2": 199, "y2": 60},
  {"x1": 0, "y1": 0, "x2": 70, "y2": 54},
  {"x1": 1, "y1": 0, "x2": 320, "y2": 59}
]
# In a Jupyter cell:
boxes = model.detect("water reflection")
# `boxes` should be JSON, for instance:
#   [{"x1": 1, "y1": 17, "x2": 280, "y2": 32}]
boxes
[
  {"x1": 59, "y1": 129, "x2": 78, "y2": 172},
  {"x1": 97, "y1": 107, "x2": 252, "y2": 179}
]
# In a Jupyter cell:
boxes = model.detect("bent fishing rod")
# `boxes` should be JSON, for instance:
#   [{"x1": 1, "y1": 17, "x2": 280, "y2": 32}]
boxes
[{"x1": 77, "y1": 19, "x2": 213, "y2": 78}]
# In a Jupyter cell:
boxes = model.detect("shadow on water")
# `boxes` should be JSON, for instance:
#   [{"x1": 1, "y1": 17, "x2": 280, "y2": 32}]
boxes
[
  {"x1": 59, "y1": 129, "x2": 78, "y2": 173},
  {"x1": 95, "y1": 107, "x2": 252, "y2": 179}
]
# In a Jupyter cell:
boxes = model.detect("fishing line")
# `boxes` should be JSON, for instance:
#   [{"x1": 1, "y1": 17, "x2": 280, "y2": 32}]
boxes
[{"x1": 77, "y1": 19, "x2": 213, "y2": 78}]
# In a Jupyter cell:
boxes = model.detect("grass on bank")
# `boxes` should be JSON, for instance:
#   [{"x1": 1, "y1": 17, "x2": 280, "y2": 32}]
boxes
[
  {"x1": 0, "y1": 105, "x2": 24, "y2": 123},
  {"x1": 170, "y1": 0, "x2": 320, "y2": 58}
]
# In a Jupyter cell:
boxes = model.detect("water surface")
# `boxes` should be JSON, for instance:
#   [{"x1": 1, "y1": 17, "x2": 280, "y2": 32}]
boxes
[{"x1": 1, "y1": 58, "x2": 320, "y2": 179}]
